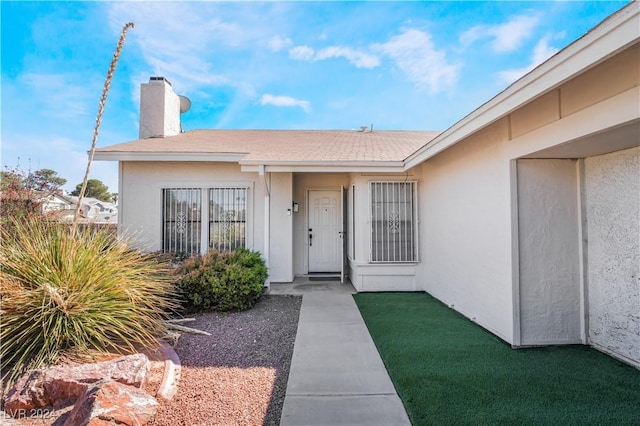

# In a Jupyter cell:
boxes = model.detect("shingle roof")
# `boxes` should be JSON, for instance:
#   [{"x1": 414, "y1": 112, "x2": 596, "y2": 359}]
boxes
[{"x1": 95, "y1": 129, "x2": 440, "y2": 164}]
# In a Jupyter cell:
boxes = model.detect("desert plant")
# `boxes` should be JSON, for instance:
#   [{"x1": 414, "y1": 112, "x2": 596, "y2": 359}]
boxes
[
  {"x1": 74, "y1": 22, "x2": 134, "y2": 223},
  {"x1": 0, "y1": 217, "x2": 176, "y2": 389},
  {"x1": 176, "y1": 248, "x2": 267, "y2": 312}
]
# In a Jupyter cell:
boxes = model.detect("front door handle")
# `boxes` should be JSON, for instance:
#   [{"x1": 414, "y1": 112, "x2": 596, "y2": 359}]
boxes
[{"x1": 309, "y1": 228, "x2": 313, "y2": 246}]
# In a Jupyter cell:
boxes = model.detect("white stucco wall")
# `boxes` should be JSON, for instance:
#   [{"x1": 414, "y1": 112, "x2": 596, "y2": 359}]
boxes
[
  {"x1": 585, "y1": 146, "x2": 640, "y2": 366},
  {"x1": 418, "y1": 119, "x2": 515, "y2": 343},
  {"x1": 119, "y1": 162, "x2": 265, "y2": 255},
  {"x1": 517, "y1": 159, "x2": 582, "y2": 345},
  {"x1": 269, "y1": 172, "x2": 293, "y2": 282}
]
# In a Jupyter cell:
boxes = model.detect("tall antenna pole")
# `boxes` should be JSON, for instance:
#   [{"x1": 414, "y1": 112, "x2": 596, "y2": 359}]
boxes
[{"x1": 74, "y1": 22, "x2": 135, "y2": 226}]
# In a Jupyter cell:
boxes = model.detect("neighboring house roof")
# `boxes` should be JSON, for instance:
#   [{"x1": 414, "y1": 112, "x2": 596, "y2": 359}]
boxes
[
  {"x1": 36, "y1": 192, "x2": 74, "y2": 213},
  {"x1": 66, "y1": 196, "x2": 113, "y2": 206},
  {"x1": 0, "y1": 190, "x2": 72, "y2": 207},
  {"x1": 95, "y1": 130, "x2": 440, "y2": 170},
  {"x1": 34, "y1": 191, "x2": 73, "y2": 203}
]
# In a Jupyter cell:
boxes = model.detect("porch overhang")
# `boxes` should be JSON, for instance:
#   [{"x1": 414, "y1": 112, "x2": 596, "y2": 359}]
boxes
[
  {"x1": 94, "y1": 151, "x2": 408, "y2": 173},
  {"x1": 240, "y1": 160, "x2": 406, "y2": 173}
]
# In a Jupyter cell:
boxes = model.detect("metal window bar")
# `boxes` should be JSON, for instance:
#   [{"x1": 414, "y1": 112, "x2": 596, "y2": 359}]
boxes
[
  {"x1": 163, "y1": 188, "x2": 201, "y2": 257},
  {"x1": 372, "y1": 183, "x2": 379, "y2": 262},
  {"x1": 209, "y1": 187, "x2": 247, "y2": 252},
  {"x1": 370, "y1": 182, "x2": 416, "y2": 262}
]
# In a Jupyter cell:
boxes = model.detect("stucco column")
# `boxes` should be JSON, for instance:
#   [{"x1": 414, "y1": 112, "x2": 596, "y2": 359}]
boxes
[{"x1": 260, "y1": 165, "x2": 271, "y2": 288}]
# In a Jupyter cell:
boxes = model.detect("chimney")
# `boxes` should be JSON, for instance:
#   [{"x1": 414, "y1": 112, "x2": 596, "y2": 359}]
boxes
[{"x1": 139, "y1": 76, "x2": 181, "y2": 139}]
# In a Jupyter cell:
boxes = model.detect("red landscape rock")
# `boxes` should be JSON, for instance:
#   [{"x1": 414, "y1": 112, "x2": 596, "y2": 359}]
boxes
[
  {"x1": 2, "y1": 370, "x2": 48, "y2": 414},
  {"x1": 62, "y1": 380, "x2": 159, "y2": 426},
  {"x1": 3, "y1": 353, "x2": 150, "y2": 415}
]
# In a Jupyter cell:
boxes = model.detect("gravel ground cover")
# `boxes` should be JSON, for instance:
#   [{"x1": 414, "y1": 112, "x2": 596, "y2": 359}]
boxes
[
  {"x1": 1, "y1": 294, "x2": 301, "y2": 426},
  {"x1": 149, "y1": 294, "x2": 302, "y2": 426}
]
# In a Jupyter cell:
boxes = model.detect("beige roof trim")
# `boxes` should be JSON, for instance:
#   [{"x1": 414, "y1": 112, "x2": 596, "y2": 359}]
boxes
[
  {"x1": 403, "y1": 1, "x2": 640, "y2": 170},
  {"x1": 239, "y1": 159, "x2": 403, "y2": 167},
  {"x1": 93, "y1": 152, "x2": 246, "y2": 162},
  {"x1": 241, "y1": 164, "x2": 406, "y2": 173}
]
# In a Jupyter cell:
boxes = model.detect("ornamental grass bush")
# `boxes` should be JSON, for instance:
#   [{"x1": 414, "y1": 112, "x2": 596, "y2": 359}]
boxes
[
  {"x1": 0, "y1": 217, "x2": 177, "y2": 390},
  {"x1": 175, "y1": 248, "x2": 267, "y2": 312}
]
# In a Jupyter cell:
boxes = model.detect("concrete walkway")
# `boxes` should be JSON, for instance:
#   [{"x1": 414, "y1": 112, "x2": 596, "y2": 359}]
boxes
[{"x1": 271, "y1": 279, "x2": 411, "y2": 426}]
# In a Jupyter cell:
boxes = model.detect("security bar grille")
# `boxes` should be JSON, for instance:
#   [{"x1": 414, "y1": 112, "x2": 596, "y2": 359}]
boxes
[
  {"x1": 370, "y1": 181, "x2": 417, "y2": 262},
  {"x1": 163, "y1": 188, "x2": 202, "y2": 256},
  {"x1": 209, "y1": 188, "x2": 247, "y2": 252}
]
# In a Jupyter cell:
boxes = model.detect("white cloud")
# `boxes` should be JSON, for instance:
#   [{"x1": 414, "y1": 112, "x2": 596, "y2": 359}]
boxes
[
  {"x1": 460, "y1": 13, "x2": 540, "y2": 53},
  {"x1": 108, "y1": 2, "x2": 250, "y2": 52},
  {"x1": 498, "y1": 36, "x2": 559, "y2": 84},
  {"x1": 289, "y1": 44, "x2": 379, "y2": 69},
  {"x1": 144, "y1": 56, "x2": 230, "y2": 87},
  {"x1": 268, "y1": 35, "x2": 292, "y2": 52},
  {"x1": 289, "y1": 45, "x2": 315, "y2": 60},
  {"x1": 19, "y1": 73, "x2": 96, "y2": 119},
  {"x1": 260, "y1": 94, "x2": 311, "y2": 113},
  {"x1": 459, "y1": 26, "x2": 484, "y2": 47},
  {"x1": 373, "y1": 29, "x2": 459, "y2": 93},
  {"x1": 315, "y1": 46, "x2": 380, "y2": 69},
  {"x1": 107, "y1": 3, "x2": 264, "y2": 96}
]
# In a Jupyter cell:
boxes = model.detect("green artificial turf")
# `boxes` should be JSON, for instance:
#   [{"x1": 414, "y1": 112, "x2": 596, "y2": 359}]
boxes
[{"x1": 354, "y1": 292, "x2": 640, "y2": 426}]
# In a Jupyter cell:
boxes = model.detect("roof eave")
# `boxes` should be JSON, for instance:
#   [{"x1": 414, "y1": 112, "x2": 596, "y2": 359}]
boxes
[
  {"x1": 93, "y1": 152, "x2": 247, "y2": 162},
  {"x1": 403, "y1": 1, "x2": 640, "y2": 170}
]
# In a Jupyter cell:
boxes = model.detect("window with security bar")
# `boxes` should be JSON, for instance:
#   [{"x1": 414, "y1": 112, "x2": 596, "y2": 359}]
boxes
[
  {"x1": 370, "y1": 181, "x2": 417, "y2": 262},
  {"x1": 209, "y1": 188, "x2": 247, "y2": 252},
  {"x1": 163, "y1": 188, "x2": 202, "y2": 257}
]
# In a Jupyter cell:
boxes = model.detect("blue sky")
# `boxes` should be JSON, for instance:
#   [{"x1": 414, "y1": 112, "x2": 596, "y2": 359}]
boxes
[{"x1": 1, "y1": 1, "x2": 629, "y2": 193}]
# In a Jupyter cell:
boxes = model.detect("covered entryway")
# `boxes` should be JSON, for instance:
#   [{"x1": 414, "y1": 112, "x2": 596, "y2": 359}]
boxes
[
  {"x1": 308, "y1": 189, "x2": 342, "y2": 273},
  {"x1": 516, "y1": 158, "x2": 582, "y2": 345},
  {"x1": 515, "y1": 120, "x2": 639, "y2": 366}
]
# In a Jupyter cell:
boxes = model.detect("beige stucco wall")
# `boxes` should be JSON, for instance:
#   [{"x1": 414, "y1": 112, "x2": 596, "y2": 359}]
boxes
[
  {"x1": 561, "y1": 45, "x2": 638, "y2": 118},
  {"x1": 119, "y1": 161, "x2": 265, "y2": 255},
  {"x1": 413, "y1": 45, "x2": 639, "y2": 348},
  {"x1": 508, "y1": 44, "x2": 639, "y2": 144},
  {"x1": 269, "y1": 172, "x2": 294, "y2": 282},
  {"x1": 585, "y1": 146, "x2": 640, "y2": 366},
  {"x1": 120, "y1": 162, "x2": 296, "y2": 283},
  {"x1": 417, "y1": 119, "x2": 515, "y2": 342}
]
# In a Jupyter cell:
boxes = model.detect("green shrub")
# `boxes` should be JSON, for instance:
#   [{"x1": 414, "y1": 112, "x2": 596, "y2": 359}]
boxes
[
  {"x1": 0, "y1": 217, "x2": 177, "y2": 389},
  {"x1": 176, "y1": 248, "x2": 267, "y2": 312}
]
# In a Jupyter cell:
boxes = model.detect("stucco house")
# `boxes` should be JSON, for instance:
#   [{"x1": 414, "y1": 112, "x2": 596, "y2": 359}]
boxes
[
  {"x1": 36, "y1": 191, "x2": 74, "y2": 213},
  {"x1": 95, "y1": 3, "x2": 639, "y2": 368},
  {"x1": 68, "y1": 196, "x2": 118, "y2": 223}
]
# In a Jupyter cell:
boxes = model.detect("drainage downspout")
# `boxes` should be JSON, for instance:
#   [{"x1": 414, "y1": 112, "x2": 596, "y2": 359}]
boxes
[{"x1": 259, "y1": 165, "x2": 271, "y2": 288}]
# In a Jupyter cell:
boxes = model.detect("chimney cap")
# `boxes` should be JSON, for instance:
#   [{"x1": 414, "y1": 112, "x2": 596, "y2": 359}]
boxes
[{"x1": 149, "y1": 76, "x2": 172, "y2": 86}]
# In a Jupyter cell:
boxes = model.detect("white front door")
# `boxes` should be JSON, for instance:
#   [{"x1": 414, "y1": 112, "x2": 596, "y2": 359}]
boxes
[{"x1": 308, "y1": 190, "x2": 341, "y2": 273}]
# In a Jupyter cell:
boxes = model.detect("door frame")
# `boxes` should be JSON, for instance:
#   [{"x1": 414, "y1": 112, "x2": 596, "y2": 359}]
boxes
[{"x1": 305, "y1": 187, "x2": 346, "y2": 280}]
